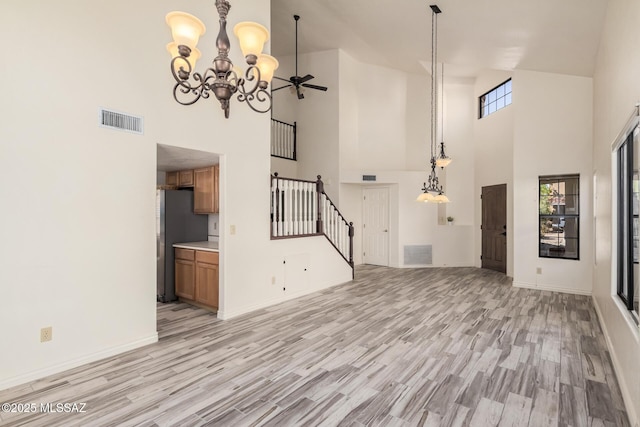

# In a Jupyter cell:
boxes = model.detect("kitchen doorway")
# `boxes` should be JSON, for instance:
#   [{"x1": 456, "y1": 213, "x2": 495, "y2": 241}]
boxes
[{"x1": 156, "y1": 144, "x2": 222, "y2": 314}]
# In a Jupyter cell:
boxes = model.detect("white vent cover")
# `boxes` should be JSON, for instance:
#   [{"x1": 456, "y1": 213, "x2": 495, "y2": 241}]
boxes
[
  {"x1": 98, "y1": 108, "x2": 143, "y2": 135},
  {"x1": 404, "y1": 245, "x2": 433, "y2": 265}
]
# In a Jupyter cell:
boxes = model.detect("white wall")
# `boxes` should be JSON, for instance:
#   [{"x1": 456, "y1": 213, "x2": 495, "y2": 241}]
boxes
[
  {"x1": 473, "y1": 70, "x2": 515, "y2": 276},
  {"x1": 354, "y1": 64, "x2": 409, "y2": 170},
  {"x1": 592, "y1": 0, "x2": 640, "y2": 423},
  {"x1": 338, "y1": 50, "x2": 360, "y2": 173},
  {"x1": 443, "y1": 81, "x2": 476, "y2": 226},
  {"x1": 512, "y1": 70, "x2": 593, "y2": 295},
  {"x1": 270, "y1": 157, "x2": 298, "y2": 178},
  {"x1": 0, "y1": 0, "x2": 351, "y2": 390}
]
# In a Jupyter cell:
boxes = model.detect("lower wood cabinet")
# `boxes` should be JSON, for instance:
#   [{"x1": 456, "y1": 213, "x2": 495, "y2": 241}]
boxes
[
  {"x1": 175, "y1": 248, "x2": 218, "y2": 310},
  {"x1": 195, "y1": 251, "x2": 219, "y2": 308},
  {"x1": 174, "y1": 249, "x2": 195, "y2": 300}
]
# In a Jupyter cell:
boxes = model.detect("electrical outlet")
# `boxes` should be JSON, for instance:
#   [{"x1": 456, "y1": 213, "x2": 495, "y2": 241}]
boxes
[
  {"x1": 40, "y1": 327, "x2": 52, "y2": 343},
  {"x1": 271, "y1": 276, "x2": 276, "y2": 285},
  {"x1": 536, "y1": 267, "x2": 542, "y2": 274}
]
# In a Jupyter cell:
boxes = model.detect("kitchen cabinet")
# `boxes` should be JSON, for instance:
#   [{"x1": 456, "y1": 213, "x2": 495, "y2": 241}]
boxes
[
  {"x1": 165, "y1": 170, "x2": 195, "y2": 188},
  {"x1": 174, "y1": 247, "x2": 219, "y2": 310},
  {"x1": 178, "y1": 169, "x2": 194, "y2": 187},
  {"x1": 194, "y1": 165, "x2": 219, "y2": 214},
  {"x1": 195, "y1": 251, "x2": 219, "y2": 309},
  {"x1": 166, "y1": 171, "x2": 178, "y2": 187},
  {"x1": 174, "y1": 248, "x2": 195, "y2": 300}
]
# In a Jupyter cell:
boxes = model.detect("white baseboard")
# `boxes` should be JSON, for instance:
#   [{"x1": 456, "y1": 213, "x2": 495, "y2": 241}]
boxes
[
  {"x1": 0, "y1": 333, "x2": 158, "y2": 391},
  {"x1": 592, "y1": 297, "x2": 639, "y2": 427},
  {"x1": 512, "y1": 280, "x2": 592, "y2": 296},
  {"x1": 396, "y1": 263, "x2": 475, "y2": 269}
]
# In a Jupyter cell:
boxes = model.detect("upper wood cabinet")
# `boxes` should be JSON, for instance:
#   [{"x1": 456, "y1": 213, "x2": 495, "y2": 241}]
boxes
[
  {"x1": 178, "y1": 170, "x2": 194, "y2": 187},
  {"x1": 166, "y1": 171, "x2": 178, "y2": 187},
  {"x1": 166, "y1": 169, "x2": 195, "y2": 188},
  {"x1": 194, "y1": 165, "x2": 219, "y2": 214}
]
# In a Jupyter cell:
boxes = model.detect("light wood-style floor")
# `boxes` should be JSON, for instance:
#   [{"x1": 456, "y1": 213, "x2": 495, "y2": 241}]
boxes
[{"x1": 0, "y1": 266, "x2": 631, "y2": 426}]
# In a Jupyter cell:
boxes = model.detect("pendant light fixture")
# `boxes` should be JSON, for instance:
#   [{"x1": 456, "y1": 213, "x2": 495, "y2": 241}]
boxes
[{"x1": 417, "y1": 4, "x2": 450, "y2": 204}]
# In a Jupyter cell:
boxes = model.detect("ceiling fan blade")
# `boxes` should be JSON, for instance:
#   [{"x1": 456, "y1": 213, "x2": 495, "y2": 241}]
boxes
[
  {"x1": 301, "y1": 83, "x2": 328, "y2": 91},
  {"x1": 298, "y1": 74, "x2": 315, "y2": 84},
  {"x1": 273, "y1": 76, "x2": 292, "y2": 83},
  {"x1": 272, "y1": 84, "x2": 292, "y2": 92}
]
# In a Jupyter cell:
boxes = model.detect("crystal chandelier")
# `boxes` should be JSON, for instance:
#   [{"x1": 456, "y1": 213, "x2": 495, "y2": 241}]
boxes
[
  {"x1": 417, "y1": 4, "x2": 450, "y2": 204},
  {"x1": 166, "y1": 0, "x2": 279, "y2": 118}
]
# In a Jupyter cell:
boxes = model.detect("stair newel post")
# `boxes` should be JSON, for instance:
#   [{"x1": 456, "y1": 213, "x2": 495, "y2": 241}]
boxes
[
  {"x1": 349, "y1": 222, "x2": 356, "y2": 279},
  {"x1": 316, "y1": 175, "x2": 323, "y2": 234},
  {"x1": 348, "y1": 222, "x2": 355, "y2": 274}
]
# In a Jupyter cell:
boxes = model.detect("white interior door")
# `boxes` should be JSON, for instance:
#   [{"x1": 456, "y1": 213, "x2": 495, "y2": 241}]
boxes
[{"x1": 363, "y1": 187, "x2": 389, "y2": 266}]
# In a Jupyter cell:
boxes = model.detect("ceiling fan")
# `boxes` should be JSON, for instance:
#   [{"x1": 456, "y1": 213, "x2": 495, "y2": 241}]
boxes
[{"x1": 272, "y1": 15, "x2": 328, "y2": 99}]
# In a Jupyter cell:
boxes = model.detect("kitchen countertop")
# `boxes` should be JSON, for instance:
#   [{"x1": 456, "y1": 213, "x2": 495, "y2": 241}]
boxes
[{"x1": 173, "y1": 241, "x2": 219, "y2": 252}]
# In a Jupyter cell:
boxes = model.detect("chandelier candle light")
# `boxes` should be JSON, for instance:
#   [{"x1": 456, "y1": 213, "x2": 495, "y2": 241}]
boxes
[
  {"x1": 417, "y1": 4, "x2": 450, "y2": 204},
  {"x1": 166, "y1": 1, "x2": 279, "y2": 118}
]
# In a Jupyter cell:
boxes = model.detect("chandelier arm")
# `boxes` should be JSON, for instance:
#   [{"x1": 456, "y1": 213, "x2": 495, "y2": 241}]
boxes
[
  {"x1": 170, "y1": 56, "x2": 193, "y2": 82},
  {"x1": 240, "y1": 88, "x2": 272, "y2": 114},
  {"x1": 236, "y1": 65, "x2": 262, "y2": 97},
  {"x1": 171, "y1": 68, "x2": 218, "y2": 105}
]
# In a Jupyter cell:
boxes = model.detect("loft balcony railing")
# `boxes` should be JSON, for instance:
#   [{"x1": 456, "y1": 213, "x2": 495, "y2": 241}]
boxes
[
  {"x1": 270, "y1": 173, "x2": 354, "y2": 273},
  {"x1": 271, "y1": 119, "x2": 296, "y2": 161}
]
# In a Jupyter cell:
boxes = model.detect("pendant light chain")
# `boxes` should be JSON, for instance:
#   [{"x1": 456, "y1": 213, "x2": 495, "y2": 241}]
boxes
[
  {"x1": 431, "y1": 10, "x2": 437, "y2": 160},
  {"x1": 441, "y1": 62, "x2": 444, "y2": 144}
]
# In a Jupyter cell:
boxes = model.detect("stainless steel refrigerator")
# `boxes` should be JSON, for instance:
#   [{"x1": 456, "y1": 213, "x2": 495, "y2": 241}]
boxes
[{"x1": 156, "y1": 189, "x2": 208, "y2": 302}]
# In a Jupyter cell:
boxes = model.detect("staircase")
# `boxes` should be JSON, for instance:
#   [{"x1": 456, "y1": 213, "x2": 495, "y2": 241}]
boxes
[{"x1": 271, "y1": 173, "x2": 354, "y2": 276}]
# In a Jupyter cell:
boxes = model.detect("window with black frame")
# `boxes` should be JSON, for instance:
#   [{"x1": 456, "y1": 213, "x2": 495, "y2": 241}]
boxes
[
  {"x1": 539, "y1": 175, "x2": 580, "y2": 260},
  {"x1": 616, "y1": 123, "x2": 639, "y2": 322},
  {"x1": 479, "y1": 79, "x2": 512, "y2": 119}
]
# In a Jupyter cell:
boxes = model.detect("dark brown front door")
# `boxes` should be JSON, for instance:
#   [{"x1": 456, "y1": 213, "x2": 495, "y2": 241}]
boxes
[{"x1": 482, "y1": 184, "x2": 507, "y2": 274}]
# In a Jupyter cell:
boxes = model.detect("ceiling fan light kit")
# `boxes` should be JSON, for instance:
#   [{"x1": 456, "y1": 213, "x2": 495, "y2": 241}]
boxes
[
  {"x1": 272, "y1": 14, "x2": 328, "y2": 99},
  {"x1": 166, "y1": 0, "x2": 278, "y2": 118},
  {"x1": 417, "y1": 4, "x2": 451, "y2": 204}
]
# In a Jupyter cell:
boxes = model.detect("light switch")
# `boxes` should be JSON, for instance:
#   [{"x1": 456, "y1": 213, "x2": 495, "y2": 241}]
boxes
[{"x1": 230, "y1": 225, "x2": 236, "y2": 235}]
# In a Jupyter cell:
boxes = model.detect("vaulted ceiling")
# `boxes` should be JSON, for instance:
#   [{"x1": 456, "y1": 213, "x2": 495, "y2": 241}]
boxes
[{"x1": 270, "y1": 0, "x2": 609, "y2": 79}]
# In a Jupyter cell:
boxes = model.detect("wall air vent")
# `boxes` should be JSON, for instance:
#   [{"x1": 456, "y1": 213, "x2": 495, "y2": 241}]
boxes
[
  {"x1": 404, "y1": 245, "x2": 433, "y2": 265},
  {"x1": 98, "y1": 108, "x2": 144, "y2": 135},
  {"x1": 362, "y1": 175, "x2": 377, "y2": 182}
]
